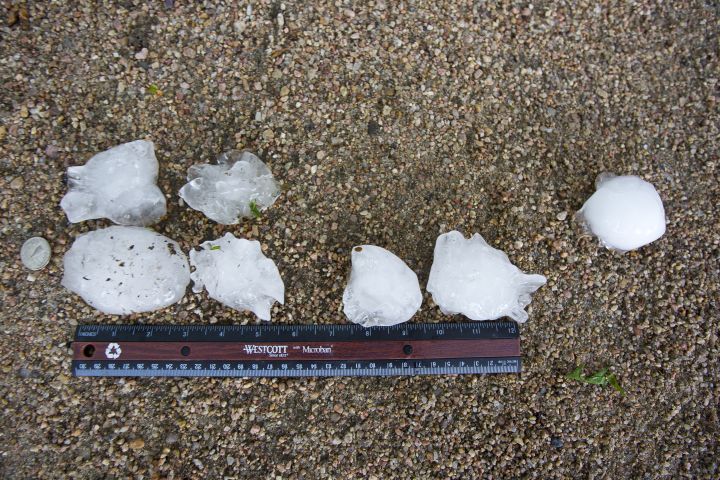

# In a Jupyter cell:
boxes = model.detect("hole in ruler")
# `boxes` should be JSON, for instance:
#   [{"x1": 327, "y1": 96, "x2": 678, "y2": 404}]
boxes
[
  {"x1": 403, "y1": 344, "x2": 413, "y2": 355},
  {"x1": 354, "y1": 246, "x2": 363, "y2": 252},
  {"x1": 181, "y1": 346, "x2": 191, "y2": 356},
  {"x1": 83, "y1": 345, "x2": 95, "y2": 358}
]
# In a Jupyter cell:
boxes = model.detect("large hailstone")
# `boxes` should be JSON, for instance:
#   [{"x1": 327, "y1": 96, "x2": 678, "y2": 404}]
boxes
[
  {"x1": 60, "y1": 140, "x2": 166, "y2": 226},
  {"x1": 427, "y1": 231, "x2": 546, "y2": 323},
  {"x1": 62, "y1": 226, "x2": 190, "y2": 315},
  {"x1": 189, "y1": 233, "x2": 284, "y2": 321},
  {"x1": 342, "y1": 245, "x2": 423, "y2": 327},
  {"x1": 178, "y1": 150, "x2": 280, "y2": 224},
  {"x1": 576, "y1": 173, "x2": 666, "y2": 251}
]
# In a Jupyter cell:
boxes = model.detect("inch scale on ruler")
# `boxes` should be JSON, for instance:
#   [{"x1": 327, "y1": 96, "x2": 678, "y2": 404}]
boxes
[{"x1": 71, "y1": 322, "x2": 521, "y2": 378}]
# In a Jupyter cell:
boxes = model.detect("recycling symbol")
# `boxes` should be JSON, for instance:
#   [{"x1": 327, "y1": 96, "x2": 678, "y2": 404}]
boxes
[{"x1": 105, "y1": 343, "x2": 122, "y2": 359}]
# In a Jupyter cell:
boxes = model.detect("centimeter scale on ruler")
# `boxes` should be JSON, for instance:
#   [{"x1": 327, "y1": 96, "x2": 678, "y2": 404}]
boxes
[{"x1": 71, "y1": 321, "x2": 521, "y2": 378}]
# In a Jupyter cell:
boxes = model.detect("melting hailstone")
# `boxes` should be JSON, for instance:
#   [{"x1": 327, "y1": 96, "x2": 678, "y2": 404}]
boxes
[
  {"x1": 342, "y1": 245, "x2": 422, "y2": 327},
  {"x1": 62, "y1": 226, "x2": 190, "y2": 314},
  {"x1": 427, "y1": 231, "x2": 546, "y2": 323},
  {"x1": 60, "y1": 140, "x2": 166, "y2": 226},
  {"x1": 576, "y1": 173, "x2": 666, "y2": 252},
  {"x1": 189, "y1": 233, "x2": 284, "y2": 321},
  {"x1": 178, "y1": 150, "x2": 280, "y2": 224}
]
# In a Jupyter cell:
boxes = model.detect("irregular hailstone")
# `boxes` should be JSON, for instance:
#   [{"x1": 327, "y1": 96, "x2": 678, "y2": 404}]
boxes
[
  {"x1": 427, "y1": 231, "x2": 546, "y2": 323},
  {"x1": 189, "y1": 233, "x2": 284, "y2": 321},
  {"x1": 178, "y1": 150, "x2": 280, "y2": 224},
  {"x1": 342, "y1": 245, "x2": 423, "y2": 327},
  {"x1": 576, "y1": 173, "x2": 666, "y2": 251},
  {"x1": 60, "y1": 140, "x2": 166, "y2": 226},
  {"x1": 62, "y1": 226, "x2": 190, "y2": 315}
]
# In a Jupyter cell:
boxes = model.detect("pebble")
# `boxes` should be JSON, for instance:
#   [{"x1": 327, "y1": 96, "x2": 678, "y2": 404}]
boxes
[
  {"x1": 45, "y1": 144, "x2": 60, "y2": 159},
  {"x1": 10, "y1": 177, "x2": 24, "y2": 189},
  {"x1": 367, "y1": 120, "x2": 381, "y2": 135},
  {"x1": 128, "y1": 439, "x2": 145, "y2": 450}
]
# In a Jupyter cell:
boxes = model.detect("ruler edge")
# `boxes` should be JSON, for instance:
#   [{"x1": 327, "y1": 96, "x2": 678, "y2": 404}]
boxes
[
  {"x1": 72, "y1": 357, "x2": 522, "y2": 378},
  {"x1": 73, "y1": 321, "x2": 521, "y2": 341}
]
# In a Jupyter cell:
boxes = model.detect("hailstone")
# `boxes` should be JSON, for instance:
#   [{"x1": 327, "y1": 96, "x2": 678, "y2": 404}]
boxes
[
  {"x1": 60, "y1": 140, "x2": 166, "y2": 226},
  {"x1": 427, "y1": 231, "x2": 546, "y2": 323},
  {"x1": 62, "y1": 226, "x2": 190, "y2": 314},
  {"x1": 178, "y1": 150, "x2": 280, "y2": 224},
  {"x1": 576, "y1": 173, "x2": 666, "y2": 251},
  {"x1": 342, "y1": 245, "x2": 422, "y2": 327},
  {"x1": 189, "y1": 233, "x2": 284, "y2": 321}
]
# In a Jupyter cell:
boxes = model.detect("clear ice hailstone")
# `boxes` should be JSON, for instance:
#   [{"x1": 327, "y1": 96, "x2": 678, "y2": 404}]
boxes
[
  {"x1": 189, "y1": 233, "x2": 284, "y2": 321},
  {"x1": 576, "y1": 173, "x2": 666, "y2": 252},
  {"x1": 60, "y1": 140, "x2": 166, "y2": 226},
  {"x1": 62, "y1": 226, "x2": 190, "y2": 315},
  {"x1": 178, "y1": 150, "x2": 280, "y2": 225},
  {"x1": 427, "y1": 231, "x2": 546, "y2": 323},
  {"x1": 342, "y1": 245, "x2": 423, "y2": 327}
]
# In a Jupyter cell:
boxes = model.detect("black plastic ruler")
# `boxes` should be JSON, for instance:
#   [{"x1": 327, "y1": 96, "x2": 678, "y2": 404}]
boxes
[{"x1": 71, "y1": 322, "x2": 521, "y2": 378}]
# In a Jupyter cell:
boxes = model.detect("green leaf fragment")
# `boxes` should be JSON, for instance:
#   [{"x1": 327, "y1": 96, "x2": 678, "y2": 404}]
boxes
[
  {"x1": 147, "y1": 84, "x2": 160, "y2": 95},
  {"x1": 566, "y1": 365, "x2": 625, "y2": 396},
  {"x1": 210, "y1": 245, "x2": 221, "y2": 251},
  {"x1": 249, "y1": 200, "x2": 261, "y2": 219},
  {"x1": 608, "y1": 374, "x2": 626, "y2": 396},
  {"x1": 567, "y1": 366, "x2": 584, "y2": 381}
]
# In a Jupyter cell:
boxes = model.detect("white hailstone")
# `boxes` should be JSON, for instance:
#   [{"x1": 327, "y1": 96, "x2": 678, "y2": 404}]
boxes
[
  {"x1": 189, "y1": 233, "x2": 284, "y2": 321},
  {"x1": 427, "y1": 231, "x2": 546, "y2": 323},
  {"x1": 178, "y1": 150, "x2": 280, "y2": 225},
  {"x1": 60, "y1": 140, "x2": 166, "y2": 226},
  {"x1": 342, "y1": 245, "x2": 422, "y2": 327},
  {"x1": 62, "y1": 226, "x2": 190, "y2": 315},
  {"x1": 576, "y1": 173, "x2": 666, "y2": 252}
]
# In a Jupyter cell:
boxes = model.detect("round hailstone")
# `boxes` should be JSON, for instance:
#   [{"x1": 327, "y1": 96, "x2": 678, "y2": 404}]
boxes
[
  {"x1": 427, "y1": 231, "x2": 546, "y2": 323},
  {"x1": 178, "y1": 150, "x2": 280, "y2": 225},
  {"x1": 189, "y1": 233, "x2": 284, "y2": 321},
  {"x1": 62, "y1": 226, "x2": 190, "y2": 315},
  {"x1": 342, "y1": 245, "x2": 422, "y2": 327},
  {"x1": 577, "y1": 174, "x2": 666, "y2": 251},
  {"x1": 60, "y1": 140, "x2": 166, "y2": 226}
]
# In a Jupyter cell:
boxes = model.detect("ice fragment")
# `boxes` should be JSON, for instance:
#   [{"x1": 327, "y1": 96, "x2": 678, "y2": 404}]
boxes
[
  {"x1": 342, "y1": 245, "x2": 422, "y2": 327},
  {"x1": 427, "y1": 231, "x2": 546, "y2": 323},
  {"x1": 178, "y1": 150, "x2": 280, "y2": 224},
  {"x1": 189, "y1": 233, "x2": 284, "y2": 321},
  {"x1": 62, "y1": 226, "x2": 190, "y2": 314},
  {"x1": 576, "y1": 174, "x2": 666, "y2": 251},
  {"x1": 60, "y1": 140, "x2": 166, "y2": 226}
]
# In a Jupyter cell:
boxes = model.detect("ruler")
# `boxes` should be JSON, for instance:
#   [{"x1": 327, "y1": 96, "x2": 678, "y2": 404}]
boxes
[{"x1": 71, "y1": 322, "x2": 520, "y2": 378}]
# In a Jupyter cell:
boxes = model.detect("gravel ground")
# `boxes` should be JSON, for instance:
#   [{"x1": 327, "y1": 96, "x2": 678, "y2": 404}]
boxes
[{"x1": 1, "y1": 1, "x2": 718, "y2": 478}]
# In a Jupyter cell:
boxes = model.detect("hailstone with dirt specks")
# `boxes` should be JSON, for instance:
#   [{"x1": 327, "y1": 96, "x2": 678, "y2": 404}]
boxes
[{"x1": 62, "y1": 226, "x2": 190, "y2": 314}]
